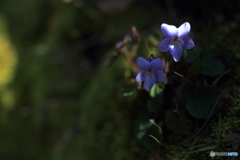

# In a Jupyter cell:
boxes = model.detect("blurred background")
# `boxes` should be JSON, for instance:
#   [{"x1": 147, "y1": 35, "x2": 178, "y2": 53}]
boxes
[{"x1": 0, "y1": 0, "x2": 240, "y2": 159}]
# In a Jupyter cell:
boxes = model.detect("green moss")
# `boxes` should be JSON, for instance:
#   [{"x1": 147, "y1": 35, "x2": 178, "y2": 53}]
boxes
[
  {"x1": 53, "y1": 55, "x2": 146, "y2": 160},
  {"x1": 164, "y1": 86, "x2": 240, "y2": 160}
]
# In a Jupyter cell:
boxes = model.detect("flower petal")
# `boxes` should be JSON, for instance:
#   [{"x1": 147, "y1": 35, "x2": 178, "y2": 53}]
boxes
[
  {"x1": 181, "y1": 36, "x2": 194, "y2": 49},
  {"x1": 154, "y1": 70, "x2": 167, "y2": 82},
  {"x1": 136, "y1": 71, "x2": 145, "y2": 82},
  {"x1": 151, "y1": 58, "x2": 163, "y2": 70},
  {"x1": 161, "y1": 23, "x2": 178, "y2": 38},
  {"x1": 178, "y1": 22, "x2": 191, "y2": 37},
  {"x1": 143, "y1": 72, "x2": 156, "y2": 91},
  {"x1": 169, "y1": 43, "x2": 184, "y2": 62},
  {"x1": 158, "y1": 38, "x2": 172, "y2": 52},
  {"x1": 137, "y1": 57, "x2": 150, "y2": 70}
]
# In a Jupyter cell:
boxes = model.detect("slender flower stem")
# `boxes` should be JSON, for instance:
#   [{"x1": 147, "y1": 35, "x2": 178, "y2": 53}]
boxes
[
  {"x1": 150, "y1": 54, "x2": 155, "y2": 60},
  {"x1": 123, "y1": 50, "x2": 139, "y2": 74}
]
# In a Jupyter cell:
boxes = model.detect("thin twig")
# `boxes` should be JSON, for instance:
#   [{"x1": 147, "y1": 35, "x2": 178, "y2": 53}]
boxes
[
  {"x1": 173, "y1": 71, "x2": 197, "y2": 87},
  {"x1": 212, "y1": 69, "x2": 232, "y2": 86}
]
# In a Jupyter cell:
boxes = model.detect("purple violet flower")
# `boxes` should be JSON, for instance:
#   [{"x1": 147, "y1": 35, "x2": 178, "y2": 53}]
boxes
[
  {"x1": 136, "y1": 57, "x2": 167, "y2": 91},
  {"x1": 158, "y1": 22, "x2": 195, "y2": 62}
]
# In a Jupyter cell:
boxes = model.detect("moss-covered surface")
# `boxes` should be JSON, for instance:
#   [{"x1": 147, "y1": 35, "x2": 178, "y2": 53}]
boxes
[{"x1": 163, "y1": 86, "x2": 240, "y2": 160}]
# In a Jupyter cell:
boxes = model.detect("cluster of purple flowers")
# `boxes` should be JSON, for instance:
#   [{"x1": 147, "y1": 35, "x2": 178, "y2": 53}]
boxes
[{"x1": 136, "y1": 22, "x2": 195, "y2": 91}]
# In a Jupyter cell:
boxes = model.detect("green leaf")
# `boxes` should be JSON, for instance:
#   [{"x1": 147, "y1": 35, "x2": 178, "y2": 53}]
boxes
[
  {"x1": 150, "y1": 83, "x2": 164, "y2": 98},
  {"x1": 201, "y1": 52, "x2": 225, "y2": 76},
  {"x1": 147, "y1": 98, "x2": 160, "y2": 112},
  {"x1": 186, "y1": 86, "x2": 223, "y2": 119},
  {"x1": 165, "y1": 109, "x2": 192, "y2": 135},
  {"x1": 122, "y1": 86, "x2": 136, "y2": 97},
  {"x1": 184, "y1": 50, "x2": 200, "y2": 62},
  {"x1": 189, "y1": 58, "x2": 202, "y2": 75},
  {"x1": 135, "y1": 120, "x2": 163, "y2": 151}
]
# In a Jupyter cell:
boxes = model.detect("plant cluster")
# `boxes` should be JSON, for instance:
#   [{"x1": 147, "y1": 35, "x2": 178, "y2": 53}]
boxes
[{"x1": 106, "y1": 21, "x2": 237, "y2": 159}]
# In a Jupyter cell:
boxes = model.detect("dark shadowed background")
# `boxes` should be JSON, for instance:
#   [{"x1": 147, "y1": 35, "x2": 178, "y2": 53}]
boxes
[{"x1": 0, "y1": 0, "x2": 239, "y2": 160}]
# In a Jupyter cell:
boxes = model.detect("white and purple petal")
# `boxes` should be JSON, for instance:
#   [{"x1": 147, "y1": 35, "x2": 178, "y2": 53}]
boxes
[
  {"x1": 136, "y1": 71, "x2": 146, "y2": 82},
  {"x1": 151, "y1": 58, "x2": 163, "y2": 70},
  {"x1": 181, "y1": 36, "x2": 194, "y2": 49},
  {"x1": 154, "y1": 70, "x2": 167, "y2": 83},
  {"x1": 158, "y1": 38, "x2": 172, "y2": 52},
  {"x1": 137, "y1": 57, "x2": 150, "y2": 70},
  {"x1": 178, "y1": 22, "x2": 191, "y2": 37},
  {"x1": 143, "y1": 72, "x2": 156, "y2": 91},
  {"x1": 169, "y1": 43, "x2": 184, "y2": 62},
  {"x1": 161, "y1": 23, "x2": 178, "y2": 38}
]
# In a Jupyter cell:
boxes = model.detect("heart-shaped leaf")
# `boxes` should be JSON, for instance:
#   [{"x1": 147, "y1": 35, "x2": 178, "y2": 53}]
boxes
[
  {"x1": 201, "y1": 52, "x2": 225, "y2": 76},
  {"x1": 165, "y1": 109, "x2": 192, "y2": 135},
  {"x1": 184, "y1": 50, "x2": 200, "y2": 62},
  {"x1": 189, "y1": 58, "x2": 202, "y2": 75},
  {"x1": 147, "y1": 98, "x2": 161, "y2": 112},
  {"x1": 135, "y1": 120, "x2": 163, "y2": 151},
  {"x1": 150, "y1": 83, "x2": 164, "y2": 98},
  {"x1": 186, "y1": 86, "x2": 223, "y2": 119}
]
